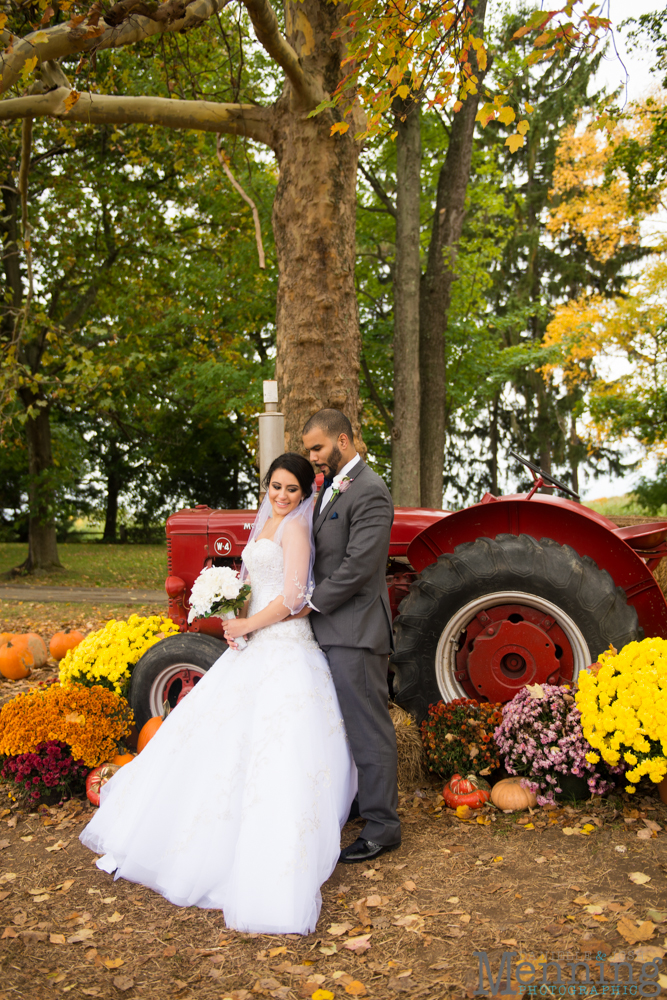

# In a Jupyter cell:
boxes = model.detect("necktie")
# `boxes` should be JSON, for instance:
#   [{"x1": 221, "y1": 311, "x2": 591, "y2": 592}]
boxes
[{"x1": 322, "y1": 476, "x2": 333, "y2": 489}]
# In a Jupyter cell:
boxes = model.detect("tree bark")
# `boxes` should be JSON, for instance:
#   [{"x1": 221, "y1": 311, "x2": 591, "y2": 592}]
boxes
[
  {"x1": 0, "y1": 90, "x2": 274, "y2": 144},
  {"x1": 490, "y1": 392, "x2": 499, "y2": 495},
  {"x1": 419, "y1": 0, "x2": 488, "y2": 508},
  {"x1": 391, "y1": 95, "x2": 421, "y2": 506},
  {"x1": 19, "y1": 403, "x2": 62, "y2": 572},
  {"x1": 103, "y1": 468, "x2": 121, "y2": 542},
  {"x1": 272, "y1": 0, "x2": 364, "y2": 452},
  {"x1": 0, "y1": 0, "x2": 229, "y2": 94},
  {"x1": 0, "y1": 182, "x2": 21, "y2": 337}
]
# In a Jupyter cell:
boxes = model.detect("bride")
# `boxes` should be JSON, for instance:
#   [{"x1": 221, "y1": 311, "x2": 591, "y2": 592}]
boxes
[{"x1": 80, "y1": 453, "x2": 357, "y2": 935}]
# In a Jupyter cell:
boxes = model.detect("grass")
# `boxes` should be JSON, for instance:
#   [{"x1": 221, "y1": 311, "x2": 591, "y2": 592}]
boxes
[
  {"x1": 0, "y1": 543, "x2": 167, "y2": 590},
  {"x1": 583, "y1": 494, "x2": 660, "y2": 517}
]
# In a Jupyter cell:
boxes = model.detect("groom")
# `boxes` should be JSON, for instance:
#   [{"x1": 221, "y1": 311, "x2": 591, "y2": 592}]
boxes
[{"x1": 302, "y1": 408, "x2": 401, "y2": 863}]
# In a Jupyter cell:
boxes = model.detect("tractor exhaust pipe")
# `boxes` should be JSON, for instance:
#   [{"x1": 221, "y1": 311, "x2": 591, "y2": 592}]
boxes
[{"x1": 258, "y1": 380, "x2": 285, "y2": 502}]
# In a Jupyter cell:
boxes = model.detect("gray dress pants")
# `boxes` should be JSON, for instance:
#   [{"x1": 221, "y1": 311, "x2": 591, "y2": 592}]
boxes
[{"x1": 322, "y1": 645, "x2": 401, "y2": 847}]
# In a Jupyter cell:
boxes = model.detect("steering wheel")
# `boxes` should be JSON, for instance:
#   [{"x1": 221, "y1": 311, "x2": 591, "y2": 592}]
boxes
[{"x1": 509, "y1": 450, "x2": 580, "y2": 501}]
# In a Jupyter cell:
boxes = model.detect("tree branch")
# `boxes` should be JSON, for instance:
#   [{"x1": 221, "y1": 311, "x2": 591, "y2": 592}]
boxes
[
  {"x1": 0, "y1": 89, "x2": 275, "y2": 146},
  {"x1": 241, "y1": 0, "x2": 322, "y2": 108},
  {"x1": 216, "y1": 139, "x2": 266, "y2": 269},
  {"x1": 359, "y1": 164, "x2": 396, "y2": 218},
  {"x1": 361, "y1": 354, "x2": 393, "y2": 433},
  {"x1": 0, "y1": 0, "x2": 229, "y2": 95}
]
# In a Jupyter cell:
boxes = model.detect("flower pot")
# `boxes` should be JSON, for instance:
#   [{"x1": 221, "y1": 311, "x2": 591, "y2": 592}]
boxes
[
  {"x1": 555, "y1": 774, "x2": 590, "y2": 802},
  {"x1": 658, "y1": 777, "x2": 667, "y2": 806}
]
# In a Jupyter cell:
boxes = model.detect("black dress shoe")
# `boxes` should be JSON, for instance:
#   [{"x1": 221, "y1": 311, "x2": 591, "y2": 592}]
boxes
[{"x1": 339, "y1": 837, "x2": 400, "y2": 864}]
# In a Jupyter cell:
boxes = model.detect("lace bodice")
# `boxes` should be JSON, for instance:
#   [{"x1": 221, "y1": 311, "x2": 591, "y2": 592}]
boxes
[{"x1": 242, "y1": 539, "x2": 318, "y2": 648}]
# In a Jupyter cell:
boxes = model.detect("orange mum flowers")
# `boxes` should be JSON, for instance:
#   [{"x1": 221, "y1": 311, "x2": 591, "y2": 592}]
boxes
[{"x1": 0, "y1": 683, "x2": 133, "y2": 767}]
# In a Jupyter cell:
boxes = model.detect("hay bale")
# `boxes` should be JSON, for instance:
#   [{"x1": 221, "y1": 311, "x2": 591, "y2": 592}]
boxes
[
  {"x1": 654, "y1": 557, "x2": 667, "y2": 598},
  {"x1": 389, "y1": 702, "x2": 427, "y2": 790}
]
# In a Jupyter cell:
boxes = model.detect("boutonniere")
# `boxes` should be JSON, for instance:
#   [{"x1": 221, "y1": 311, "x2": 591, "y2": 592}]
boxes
[{"x1": 331, "y1": 474, "x2": 352, "y2": 498}]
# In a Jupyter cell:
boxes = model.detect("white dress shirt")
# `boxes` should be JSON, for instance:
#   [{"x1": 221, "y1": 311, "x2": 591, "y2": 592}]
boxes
[{"x1": 319, "y1": 453, "x2": 361, "y2": 510}]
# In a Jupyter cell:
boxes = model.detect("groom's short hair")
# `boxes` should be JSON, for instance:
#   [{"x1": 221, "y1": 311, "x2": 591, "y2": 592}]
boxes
[{"x1": 303, "y1": 408, "x2": 353, "y2": 441}]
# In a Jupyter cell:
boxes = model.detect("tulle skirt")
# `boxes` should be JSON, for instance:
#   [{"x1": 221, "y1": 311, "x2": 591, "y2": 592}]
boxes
[{"x1": 80, "y1": 635, "x2": 357, "y2": 934}]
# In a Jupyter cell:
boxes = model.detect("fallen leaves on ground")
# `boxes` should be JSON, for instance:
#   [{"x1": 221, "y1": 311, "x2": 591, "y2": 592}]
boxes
[
  {"x1": 342, "y1": 934, "x2": 372, "y2": 953},
  {"x1": 616, "y1": 916, "x2": 655, "y2": 944}
]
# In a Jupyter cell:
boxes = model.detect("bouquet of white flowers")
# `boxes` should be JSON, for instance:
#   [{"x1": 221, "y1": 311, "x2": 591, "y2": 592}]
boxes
[{"x1": 187, "y1": 567, "x2": 251, "y2": 648}]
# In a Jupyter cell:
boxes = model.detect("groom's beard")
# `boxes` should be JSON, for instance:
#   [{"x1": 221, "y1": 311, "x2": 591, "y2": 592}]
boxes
[{"x1": 323, "y1": 445, "x2": 343, "y2": 478}]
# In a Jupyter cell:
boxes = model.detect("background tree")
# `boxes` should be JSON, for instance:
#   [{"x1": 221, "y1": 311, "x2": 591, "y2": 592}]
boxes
[
  {"x1": 0, "y1": 0, "x2": 610, "y2": 458},
  {"x1": 0, "y1": 50, "x2": 276, "y2": 568}
]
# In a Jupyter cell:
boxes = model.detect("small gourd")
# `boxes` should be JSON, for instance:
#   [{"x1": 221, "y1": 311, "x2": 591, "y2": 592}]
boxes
[
  {"x1": 442, "y1": 772, "x2": 491, "y2": 809},
  {"x1": 490, "y1": 777, "x2": 538, "y2": 811},
  {"x1": 49, "y1": 629, "x2": 85, "y2": 661},
  {"x1": 0, "y1": 637, "x2": 33, "y2": 680},
  {"x1": 86, "y1": 764, "x2": 120, "y2": 806}
]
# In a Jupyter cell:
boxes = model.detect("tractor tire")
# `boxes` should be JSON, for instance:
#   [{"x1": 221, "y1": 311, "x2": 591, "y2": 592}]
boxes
[
  {"x1": 130, "y1": 633, "x2": 227, "y2": 730},
  {"x1": 391, "y1": 533, "x2": 641, "y2": 723}
]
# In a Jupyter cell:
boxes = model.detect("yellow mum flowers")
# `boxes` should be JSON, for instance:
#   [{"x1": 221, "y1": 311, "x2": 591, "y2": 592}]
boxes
[
  {"x1": 575, "y1": 637, "x2": 667, "y2": 793},
  {"x1": 59, "y1": 614, "x2": 179, "y2": 696}
]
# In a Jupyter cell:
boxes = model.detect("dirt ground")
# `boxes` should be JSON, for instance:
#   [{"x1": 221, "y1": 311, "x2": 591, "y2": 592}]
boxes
[
  {"x1": 1, "y1": 785, "x2": 666, "y2": 1000},
  {"x1": 2, "y1": 604, "x2": 667, "y2": 1000}
]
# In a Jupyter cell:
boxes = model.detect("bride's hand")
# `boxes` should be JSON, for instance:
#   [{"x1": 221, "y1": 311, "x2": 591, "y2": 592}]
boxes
[{"x1": 223, "y1": 617, "x2": 249, "y2": 641}]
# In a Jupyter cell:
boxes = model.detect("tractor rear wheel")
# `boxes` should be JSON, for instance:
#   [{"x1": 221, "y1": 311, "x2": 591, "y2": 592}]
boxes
[
  {"x1": 391, "y1": 533, "x2": 641, "y2": 722},
  {"x1": 129, "y1": 633, "x2": 227, "y2": 730}
]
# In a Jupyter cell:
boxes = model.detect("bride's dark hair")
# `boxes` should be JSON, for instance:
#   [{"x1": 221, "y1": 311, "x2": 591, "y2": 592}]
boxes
[{"x1": 262, "y1": 453, "x2": 316, "y2": 498}]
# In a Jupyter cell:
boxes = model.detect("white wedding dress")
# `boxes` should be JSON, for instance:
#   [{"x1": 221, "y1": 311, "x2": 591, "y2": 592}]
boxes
[{"x1": 80, "y1": 538, "x2": 357, "y2": 934}]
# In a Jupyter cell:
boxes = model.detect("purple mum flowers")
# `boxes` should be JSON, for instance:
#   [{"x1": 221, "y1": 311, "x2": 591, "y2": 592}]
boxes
[{"x1": 494, "y1": 685, "x2": 619, "y2": 805}]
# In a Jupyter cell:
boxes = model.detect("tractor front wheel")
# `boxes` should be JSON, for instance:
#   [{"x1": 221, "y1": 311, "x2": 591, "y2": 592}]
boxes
[
  {"x1": 391, "y1": 533, "x2": 641, "y2": 722},
  {"x1": 129, "y1": 633, "x2": 227, "y2": 730}
]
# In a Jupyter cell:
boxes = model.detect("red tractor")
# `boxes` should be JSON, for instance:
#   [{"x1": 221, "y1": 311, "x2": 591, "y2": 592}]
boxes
[{"x1": 129, "y1": 454, "x2": 667, "y2": 729}]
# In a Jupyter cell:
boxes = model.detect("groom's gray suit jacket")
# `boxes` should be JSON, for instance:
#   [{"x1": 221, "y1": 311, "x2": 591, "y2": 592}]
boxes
[{"x1": 310, "y1": 459, "x2": 394, "y2": 654}]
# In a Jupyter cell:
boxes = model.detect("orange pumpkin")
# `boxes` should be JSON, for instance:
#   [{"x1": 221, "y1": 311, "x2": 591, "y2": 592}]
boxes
[
  {"x1": 0, "y1": 632, "x2": 15, "y2": 645},
  {"x1": 137, "y1": 700, "x2": 171, "y2": 753},
  {"x1": 111, "y1": 753, "x2": 135, "y2": 767},
  {"x1": 49, "y1": 629, "x2": 85, "y2": 661},
  {"x1": 24, "y1": 633, "x2": 48, "y2": 668},
  {"x1": 0, "y1": 637, "x2": 34, "y2": 680},
  {"x1": 137, "y1": 717, "x2": 164, "y2": 752}
]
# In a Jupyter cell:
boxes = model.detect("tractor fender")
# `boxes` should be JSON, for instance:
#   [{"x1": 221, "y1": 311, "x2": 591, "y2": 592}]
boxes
[{"x1": 406, "y1": 493, "x2": 667, "y2": 641}]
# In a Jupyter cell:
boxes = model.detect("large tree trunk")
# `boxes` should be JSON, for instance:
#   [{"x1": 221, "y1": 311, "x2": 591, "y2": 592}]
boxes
[
  {"x1": 273, "y1": 0, "x2": 364, "y2": 454},
  {"x1": 391, "y1": 96, "x2": 421, "y2": 506},
  {"x1": 19, "y1": 403, "x2": 62, "y2": 572},
  {"x1": 103, "y1": 469, "x2": 121, "y2": 542},
  {"x1": 419, "y1": 0, "x2": 488, "y2": 508},
  {"x1": 2, "y1": 160, "x2": 61, "y2": 571}
]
